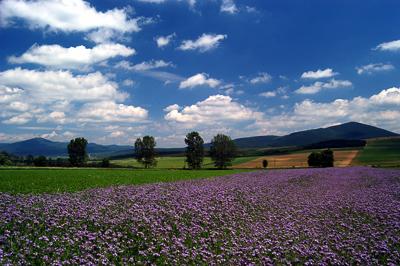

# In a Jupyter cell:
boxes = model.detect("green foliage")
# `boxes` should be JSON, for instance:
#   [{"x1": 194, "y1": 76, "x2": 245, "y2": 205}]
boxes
[
  {"x1": 33, "y1": 156, "x2": 47, "y2": 167},
  {"x1": 185, "y1": 131, "x2": 204, "y2": 169},
  {"x1": 0, "y1": 168, "x2": 251, "y2": 194},
  {"x1": 0, "y1": 152, "x2": 12, "y2": 166},
  {"x1": 101, "y1": 158, "x2": 110, "y2": 168},
  {"x1": 134, "y1": 136, "x2": 157, "y2": 168},
  {"x1": 262, "y1": 159, "x2": 268, "y2": 168},
  {"x1": 308, "y1": 149, "x2": 334, "y2": 167},
  {"x1": 67, "y1": 138, "x2": 88, "y2": 167},
  {"x1": 209, "y1": 134, "x2": 237, "y2": 169}
]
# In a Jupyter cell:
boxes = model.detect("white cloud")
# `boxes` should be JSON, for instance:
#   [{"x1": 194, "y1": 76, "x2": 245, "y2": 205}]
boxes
[
  {"x1": 115, "y1": 60, "x2": 173, "y2": 71},
  {"x1": 375, "y1": 40, "x2": 400, "y2": 52},
  {"x1": 0, "y1": 0, "x2": 140, "y2": 34},
  {"x1": 164, "y1": 104, "x2": 180, "y2": 112},
  {"x1": 221, "y1": 0, "x2": 238, "y2": 14},
  {"x1": 122, "y1": 79, "x2": 135, "y2": 86},
  {"x1": 137, "y1": 0, "x2": 196, "y2": 7},
  {"x1": 164, "y1": 94, "x2": 261, "y2": 126},
  {"x1": 250, "y1": 72, "x2": 272, "y2": 84},
  {"x1": 356, "y1": 63, "x2": 395, "y2": 75},
  {"x1": 78, "y1": 101, "x2": 148, "y2": 123},
  {"x1": 0, "y1": 68, "x2": 127, "y2": 103},
  {"x1": 179, "y1": 73, "x2": 221, "y2": 89},
  {"x1": 260, "y1": 87, "x2": 288, "y2": 99},
  {"x1": 3, "y1": 113, "x2": 32, "y2": 125},
  {"x1": 0, "y1": 68, "x2": 149, "y2": 125},
  {"x1": 178, "y1": 33, "x2": 227, "y2": 52},
  {"x1": 259, "y1": 91, "x2": 276, "y2": 98},
  {"x1": 155, "y1": 33, "x2": 175, "y2": 48},
  {"x1": 251, "y1": 87, "x2": 400, "y2": 136},
  {"x1": 296, "y1": 79, "x2": 352, "y2": 94},
  {"x1": 301, "y1": 68, "x2": 338, "y2": 79},
  {"x1": 9, "y1": 43, "x2": 135, "y2": 69}
]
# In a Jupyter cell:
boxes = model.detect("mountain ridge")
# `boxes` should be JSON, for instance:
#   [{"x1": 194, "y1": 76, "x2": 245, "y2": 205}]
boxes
[{"x1": 0, "y1": 122, "x2": 398, "y2": 157}]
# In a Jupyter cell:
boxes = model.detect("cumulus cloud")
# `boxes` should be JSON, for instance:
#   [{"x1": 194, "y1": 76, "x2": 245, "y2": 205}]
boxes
[
  {"x1": 78, "y1": 101, "x2": 148, "y2": 123},
  {"x1": 8, "y1": 43, "x2": 135, "y2": 69},
  {"x1": 0, "y1": 68, "x2": 127, "y2": 103},
  {"x1": 250, "y1": 72, "x2": 272, "y2": 84},
  {"x1": 301, "y1": 68, "x2": 338, "y2": 79},
  {"x1": 221, "y1": 0, "x2": 238, "y2": 14},
  {"x1": 356, "y1": 63, "x2": 395, "y2": 75},
  {"x1": 296, "y1": 79, "x2": 352, "y2": 94},
  {"x1": 375, "y1": 40, "x2": 400, "y2": 52},
  {"x1": 179, "y1": 73, "x2": 221, "y2": 89},
  {"x1": 155, "y1": 33, "x2": 175, "y2": 48},
  {"x1": 164, "y1": 94, "x2": 261, "y2": 126},
  {"x1": 0, "y1": 0, "x2": 140, "y2": 34},
  {"x1": 252, "y1": 87, "x2": 400, "y2": 136},
  {"x1": 178, "y1": 34, "x2": 227, "y2": 52},
  {"x1": 0, "y1": 68, "x2": 148, "y2": 125},
  {"x1": 163, "y1": 104, "x2": 180, "y2": 112}
]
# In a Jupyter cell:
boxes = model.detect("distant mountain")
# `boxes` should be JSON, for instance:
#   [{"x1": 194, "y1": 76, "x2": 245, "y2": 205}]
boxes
[
  {"x1": 1, "y1": 122, "x2": 398, "y2": 156},
  {"x1": 232, "y1": 122, "x2": 398, "y2": 148},
  {"x1": 0, "y1": 138, "x2": 132, "y2": 157}
]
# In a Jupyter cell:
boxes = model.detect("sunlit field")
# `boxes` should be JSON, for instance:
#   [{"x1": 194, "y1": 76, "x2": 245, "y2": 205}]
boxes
[
  {"x1": 1, "y1": 167, "x2": 399, "y2": 264},
  {"x1": 0, "y1": 168, "x2": 250, "y2": 194}
]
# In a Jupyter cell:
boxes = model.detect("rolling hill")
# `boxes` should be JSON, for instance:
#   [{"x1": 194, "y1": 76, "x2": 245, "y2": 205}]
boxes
[
  {"x1": 0, "y1": 122, "x2": 398, "y2": 157},
  {"x1": 232, "y1": 122, "x2": 398, "y2": 148}
]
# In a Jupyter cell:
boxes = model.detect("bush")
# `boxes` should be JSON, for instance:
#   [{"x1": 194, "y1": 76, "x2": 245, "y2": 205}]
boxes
[
  {"x1": 33, "y1": 156, "x2": 48, "y2": 167},
  {"x1": 308, "y1": 149, "x2": 334, "y2": 168},
  {"x1": 101, "y1": 158, "x2": 110, "y2": 168},
  {"x1": 262, "y1": 159, "x2": 268, "y2": 168}
]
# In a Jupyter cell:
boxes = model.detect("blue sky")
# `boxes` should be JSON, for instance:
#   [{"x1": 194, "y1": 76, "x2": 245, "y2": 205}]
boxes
[{"x1": 0, "y1": 0, "x2": 400, "y2": 147}]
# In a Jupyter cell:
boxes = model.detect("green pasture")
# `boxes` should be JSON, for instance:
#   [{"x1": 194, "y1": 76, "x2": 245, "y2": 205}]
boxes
[
  {"x1": 110, "y1": 156, "x2": 258, "y2": 168},
  {"x1": 355, "y1": 138, "x2": 400, "y2": 167},
  {"x1": 0, "y1": 168, "x2": 251, "y2": 194}
]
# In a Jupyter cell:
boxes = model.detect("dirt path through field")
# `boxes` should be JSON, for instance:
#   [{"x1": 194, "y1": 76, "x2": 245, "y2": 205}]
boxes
[{"x1": 233, "y1": 150, "x2": 359, "y2": 169}]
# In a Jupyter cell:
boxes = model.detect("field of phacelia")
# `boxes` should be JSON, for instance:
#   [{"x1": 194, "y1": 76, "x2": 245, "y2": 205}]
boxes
[{"x1": 1, "y1": 167, "x2": 400, "y2": 264}]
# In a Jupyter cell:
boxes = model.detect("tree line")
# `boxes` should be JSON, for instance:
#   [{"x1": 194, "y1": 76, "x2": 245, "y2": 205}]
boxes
[{"x1": 134, "y1": 132, "x2": 237, "y2": 169}]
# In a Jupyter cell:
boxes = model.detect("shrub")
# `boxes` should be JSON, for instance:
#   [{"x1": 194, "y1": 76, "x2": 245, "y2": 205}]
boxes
[{"x1": 308, "y1": 149, "x2": 334, "y2": 168}]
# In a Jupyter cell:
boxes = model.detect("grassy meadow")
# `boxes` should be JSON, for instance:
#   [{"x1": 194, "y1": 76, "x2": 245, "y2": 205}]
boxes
[
  {"x1": 110, "y1": 156, "x2": 258, "y2": 168},
  {"x1": 0, "y1": 168, "x2": 251, "y2": 194},
  {"x1": 354, "y1": 137, "x2": 400, "y2": 167}
]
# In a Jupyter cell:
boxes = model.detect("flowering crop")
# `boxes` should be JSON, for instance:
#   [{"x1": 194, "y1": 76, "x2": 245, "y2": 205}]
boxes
[{"x1": 1, "y1": 167, "x2": 400, "y2": 264}]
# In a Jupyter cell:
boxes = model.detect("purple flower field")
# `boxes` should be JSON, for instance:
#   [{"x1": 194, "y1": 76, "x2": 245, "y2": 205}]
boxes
[{"x1": 1, "y1": 167, "x2": 400, "y2": 265}]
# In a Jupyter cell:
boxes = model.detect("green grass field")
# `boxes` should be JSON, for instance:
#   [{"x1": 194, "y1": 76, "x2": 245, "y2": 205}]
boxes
[
  {"x1": 0, "y1": 168, "x2": 251, "y2": 194},
  {"x1": 355, "y1": 137, "x2": 400, "y2": 167},
  {"x1": 110, "y1": 156, "x2": 258, "y2": 168}
]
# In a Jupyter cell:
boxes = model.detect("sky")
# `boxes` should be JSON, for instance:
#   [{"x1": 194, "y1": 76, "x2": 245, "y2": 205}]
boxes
[{"x1": 0, "y1": 0, "x2": 400, "y2": 147}]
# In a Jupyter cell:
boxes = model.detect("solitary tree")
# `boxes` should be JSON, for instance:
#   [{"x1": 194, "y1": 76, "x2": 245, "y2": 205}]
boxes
[
  {"x1": 185, "y1": 131, "x2": 204, "y2": 169},
  {"x1": 209, "y1": 134, "x2": 236, "y2": 169},
  {"x1": 134, "y1": 136, "x2": 157, "y2": 168},
  {"x1": 262, "y1": 159, "x2": 268, "y2": 169},
  {"x1": 67, "y1": 137, "x2": 88, "y2": 167},
  {"x1": 308, "y1": 149, "x2": 334, "y2": 167}
]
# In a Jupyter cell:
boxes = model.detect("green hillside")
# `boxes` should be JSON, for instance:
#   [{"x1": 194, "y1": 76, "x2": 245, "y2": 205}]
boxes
[{"x1": 355, "y1": 137, "x2": 400, "y2": 167}]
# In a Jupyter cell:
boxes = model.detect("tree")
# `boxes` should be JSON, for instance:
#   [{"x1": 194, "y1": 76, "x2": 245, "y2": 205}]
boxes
[
  {"x1": 101, "y1": 158, "x2": 110, "y2": 168},
  {"x1": 185, "y1": 131, "x2": 204, "y2": 169},
  {"x1": 67, "y1": 137, "x2": 88, "y2": 167},
  {"x1": 209, "y1": 134, "x2": 236, "y2": 169},
  {"x1": 308, "y1": 149, "x2": 334, "y2": 167},
  {"x1": 0, "y1": 152, "x2": 12, "y2": 166},
  {"x1": 134, "y1": 136, "x2": 157, "y2": 168},
  {"x1": 33, "y1": 155, "x2": 47, "y2": 167},
  {"x1": 262, "y1": 159, "x2": 268, "y2": 169},
  {"x1": 321, "y1": 149, "x2": 334, "y2": 167}
]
